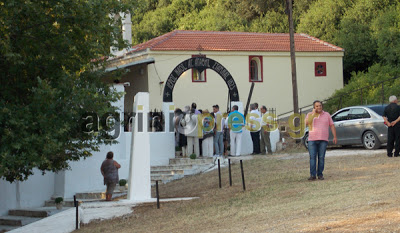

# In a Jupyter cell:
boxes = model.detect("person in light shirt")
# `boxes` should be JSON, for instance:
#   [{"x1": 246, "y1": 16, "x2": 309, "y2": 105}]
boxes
[
  {"x1": 305, "y1": 100, "x2": 337, "y2": 181},
  {"x1": 212, "y1": 104, "x2": 224, "y2": 157}
]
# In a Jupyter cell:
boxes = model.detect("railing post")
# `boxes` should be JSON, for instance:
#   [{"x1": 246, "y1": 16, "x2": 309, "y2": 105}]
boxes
[
  {"x1": 156, "y1": 180, "x2": 160, "y2": 209},
  {"x1": 228, "y1": 159, "x2": 232, "y2": 186},
  {"x1": 74, "y1": 195, "x2": 78, "y2": 230},
  {"x1": 218, "y1": 159, "x2": 222, "y2": 188},
  {"x1": 240, "y1": 160, "x2": 246, "y2": 191}
]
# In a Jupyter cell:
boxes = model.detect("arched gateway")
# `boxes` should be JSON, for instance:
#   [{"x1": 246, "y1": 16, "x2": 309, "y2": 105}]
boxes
[{"x1": 163, "y1": 57, "x2": 239, "y2": 102}]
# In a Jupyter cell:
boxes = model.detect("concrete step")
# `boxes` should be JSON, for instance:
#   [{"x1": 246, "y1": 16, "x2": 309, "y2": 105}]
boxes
[
  {"x1": 69, "y1": 189, "x2": 126, "y2": 200},
  {"x1": 8, "y1": 209, "x2": 48, "y2": 218},
  {"x1": 151, "y1": 169, "x2": 184, "y2": 175},
  {"x1": 0, "y1": 224, "x2": 19, "y2": 233},
  {"x1": 151, "y1": 164, "x2": 194, "y2": 171},
  {"x1": 169, "y1": 158, "x2": 214, "y2": 165},
  {"x1": 44, "y1": 199, "x2": 78, "y2": 207},
  {"x1": 0, "y1": 215, "x2": 42, "y2": 227},
  {"x1": 151, "y1": 174, "x2": 185, "y2": 183}
]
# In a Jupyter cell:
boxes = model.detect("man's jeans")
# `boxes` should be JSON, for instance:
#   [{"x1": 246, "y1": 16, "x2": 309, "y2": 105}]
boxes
[
  {"x1": 214, "y1": 131, "x2": 224, "y2": 156},
  {"x1": 308, "y1": 140, "x2": 328, "y2": 177}
]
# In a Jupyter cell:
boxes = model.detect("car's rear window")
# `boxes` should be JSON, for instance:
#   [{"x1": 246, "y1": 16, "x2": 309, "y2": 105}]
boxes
[{"x1": 368, "y1": 105, "x2": 386, "y2": 116}]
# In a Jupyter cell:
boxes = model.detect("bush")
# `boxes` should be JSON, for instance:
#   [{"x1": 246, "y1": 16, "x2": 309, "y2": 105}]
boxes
[
  {"x1": 119, "y1": 179, "x2": 127, "y2": 186},
  {"x1": 189, "y1": 153, "x2": 196, "y2": 159},
  {"x1": 55, "y1": 197, "x2": 63, "y2": 204}
]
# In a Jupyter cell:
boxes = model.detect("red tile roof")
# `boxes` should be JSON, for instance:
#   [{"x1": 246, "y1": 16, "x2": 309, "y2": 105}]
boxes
[{"x1": 128, "y1": 30, "x2": 344, "y2": 54}]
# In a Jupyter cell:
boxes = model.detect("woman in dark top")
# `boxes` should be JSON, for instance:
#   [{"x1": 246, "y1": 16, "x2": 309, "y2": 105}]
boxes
[{"x1": 100, "y1": 151, "x2": 121, "y2": 201}]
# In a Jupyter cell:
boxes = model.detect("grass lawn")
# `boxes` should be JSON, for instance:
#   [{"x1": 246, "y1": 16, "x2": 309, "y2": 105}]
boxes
[{"x1": 76, "y1": 151, "x2": 400, "y2": 232}]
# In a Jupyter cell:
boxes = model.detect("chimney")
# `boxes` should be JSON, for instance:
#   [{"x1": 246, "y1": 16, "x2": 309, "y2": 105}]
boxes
[
  {"x1": 121, "y1": 12, "x2": 132, "y2": 46},
  {"x1": 110, "y1": 12, "x2": 132, "y2": 57}
]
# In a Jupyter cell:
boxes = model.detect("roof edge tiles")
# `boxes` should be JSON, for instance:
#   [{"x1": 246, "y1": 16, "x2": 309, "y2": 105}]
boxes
[{"x1": 127, "y1": 30, "x2": 344, "y2": 54}]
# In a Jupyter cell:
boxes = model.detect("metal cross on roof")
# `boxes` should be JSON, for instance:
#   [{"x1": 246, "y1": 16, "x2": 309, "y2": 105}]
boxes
[{"x1": 196, "y1": 44, "x2": 204, "y2": 54}]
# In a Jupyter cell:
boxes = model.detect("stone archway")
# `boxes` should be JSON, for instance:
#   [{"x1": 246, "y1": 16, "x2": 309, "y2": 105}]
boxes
[{"x1": 163, "y1": 57, "x2": 239, "y2": 102}]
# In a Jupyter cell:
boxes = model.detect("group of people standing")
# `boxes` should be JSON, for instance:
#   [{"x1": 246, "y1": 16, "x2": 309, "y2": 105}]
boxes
[
  {"x1": 248, "y1": 103, "x2": 273, "y2": 156},
  {"x1": 174, "y1": 102, "x2": 274, "y2": 158},
  {"x1": 174, "y1": 103, "x2": 228, "y2": 158}
]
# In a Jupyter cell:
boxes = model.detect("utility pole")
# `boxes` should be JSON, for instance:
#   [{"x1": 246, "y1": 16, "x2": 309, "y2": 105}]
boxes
[{"x1": 286, "y1": 0, "x2": 299, "y2": 115}]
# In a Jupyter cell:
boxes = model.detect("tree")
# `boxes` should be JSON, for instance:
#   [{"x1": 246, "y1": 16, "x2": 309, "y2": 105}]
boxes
[
  {"x1": 324, "y1": 64, "x2": 400, "y2": 114},
  {"x1": 297, "y1": 0, "x2": 354, "y2": 43},
  {"x1": 0, "y1": 0, "x2": 133, "y2": 182},
  {"x1": 372, "y1": 2, "x2": 400, "y2": 66},
  {"x1": 335, "y1": 0, "x2": 396, "y2": 82}
]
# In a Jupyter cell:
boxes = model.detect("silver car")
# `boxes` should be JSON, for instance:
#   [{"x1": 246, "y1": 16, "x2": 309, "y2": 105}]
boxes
[{"x1": 302, "y1": 105, "x2": 388, "y2": 149}]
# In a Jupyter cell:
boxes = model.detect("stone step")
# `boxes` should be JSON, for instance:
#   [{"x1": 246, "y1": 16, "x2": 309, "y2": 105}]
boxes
[
  {"x1": 0, "y1": 215, "x2": 42, "y2": 227},
  {"x1": 74, "y1": 189, "x2": 126, "y2": 200},
  {"x1": 169, "y1": 158, "x2": 214, "y2": 165},
  {"x1": 151, "y1": 164, "x2": 194, "y2": 171},
  {"x1": 0, "y1": 224, "x2": 19, "y2": 233},
  {"x1": 44, "y1": 199, "x2": 79, "y2": 208},
  {"x1": 151, "y1": 169, "x2": 184, "y2": 175},
  {"x1": 8, "y1": 209, "x2": 48, "y2": 218},
  {"x1": 151, "y1": 174, "x2": 185, "y2": 183}
]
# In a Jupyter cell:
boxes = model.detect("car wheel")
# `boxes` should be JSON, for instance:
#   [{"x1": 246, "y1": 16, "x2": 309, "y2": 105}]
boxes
[
  {"x1": 302, "y1": 132, "x2": 309, "y2": 149},
  {"x1": 362, "y1": 131, "x2": 381, "y2": 149}
]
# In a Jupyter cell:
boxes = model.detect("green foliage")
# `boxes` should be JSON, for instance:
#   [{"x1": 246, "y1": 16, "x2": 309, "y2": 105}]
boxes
[
  {"x1": 55, "y1": 197, "x2": 64, "y2": 204},
  {"x1": 297, "y1": 0, "x2": 353, "y2": 43},
  {"x1": 371, "y1": 3, "x2": 400, "y2": 66},
  {"x1": 334, "y1": 0, "x2": 396, "y2": 81},
  {"x1": 324, "y1": 64, "x2": 400, "y2": 114},
  {"x1": 0, "y1": 0, "x2": 133, "y2": 182},
  {"x1": 132, "y1": 0, "x2": 318, "y2": 42},
  {"x1": 248, "y1": 6, "x2": 288, "y2": 33},
  {"x1": 189, "y1": 153, "x2": 197, "y2": 159},
  {"x1": 119, "y1": 179, "x2": 127, "y2": 186}
]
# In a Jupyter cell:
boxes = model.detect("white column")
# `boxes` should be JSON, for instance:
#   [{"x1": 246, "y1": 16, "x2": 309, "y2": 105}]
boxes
[{"x1": 127, "y1": 93, "x2": 151, "y2": 201}]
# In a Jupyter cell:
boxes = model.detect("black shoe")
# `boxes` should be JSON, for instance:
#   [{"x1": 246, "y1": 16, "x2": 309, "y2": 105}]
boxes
[
  {"x1": 318, "y1": 175, "x2": 324, "y2": 180},
  {"x1": 394, "y1": 155, "x2": 399, "y2": 157},
  {"x1": 308, "y1": 176, "x2": 316, "y2": 181},
  {"x1": 388, "y1": 154, "x2": 393, "y2": 157}
]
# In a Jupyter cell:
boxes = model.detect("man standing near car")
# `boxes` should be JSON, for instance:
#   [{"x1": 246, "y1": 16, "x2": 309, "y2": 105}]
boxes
[
  {"x1": 383, "y1": 95, "x2": 400, "y2": 157},
  {"x1": 305, "y1": 100, "x2": 337, "y2": 181}
]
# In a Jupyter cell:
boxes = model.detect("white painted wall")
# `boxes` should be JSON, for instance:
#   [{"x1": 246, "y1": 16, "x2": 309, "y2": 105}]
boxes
[
  {"x1": 62, "y1": 84, "x2": 131, "y2": 198},
  {"x1": 0, "y1": 169, "x2": 54, "y2": 216},
  {"x1": 146, "y1": 51, "x2": 343, "y2": 115},
  {"x1": 149, "y1": 102, "x2": 175, "y2": 166}
]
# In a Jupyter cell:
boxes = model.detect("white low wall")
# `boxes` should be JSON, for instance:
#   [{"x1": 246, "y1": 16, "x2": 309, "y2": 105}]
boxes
[
  {"x1": 64, "y1": 141, "x2": 131, "y2": 198},
  {"x1": 0, "y1": 170, "x2": 54, "y2": 216},
  {"x1": 149, "y1": 132, "x2": 175, "y2": 166}
]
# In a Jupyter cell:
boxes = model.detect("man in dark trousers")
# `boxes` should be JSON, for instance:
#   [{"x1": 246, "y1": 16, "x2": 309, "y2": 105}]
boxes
[{"x1": 383, "y1": 95, "x2": 400, "y2": 157}]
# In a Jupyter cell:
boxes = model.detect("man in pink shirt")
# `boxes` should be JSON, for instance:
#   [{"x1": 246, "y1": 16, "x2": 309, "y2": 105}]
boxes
[{"x1": 305, "y1": 101, "x2": 337, "y2": 181}]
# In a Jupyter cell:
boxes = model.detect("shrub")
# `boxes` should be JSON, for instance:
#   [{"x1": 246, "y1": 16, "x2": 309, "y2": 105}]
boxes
[
  {"x1": 55, "y1": 197, "x2": 63, "y2": 204},
  {"x1": 119, "y1": 179, "x2": 127, "y2": 186},
  {"x1": 189, "y1": 153, "x2": 196, "y2": 159}
]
